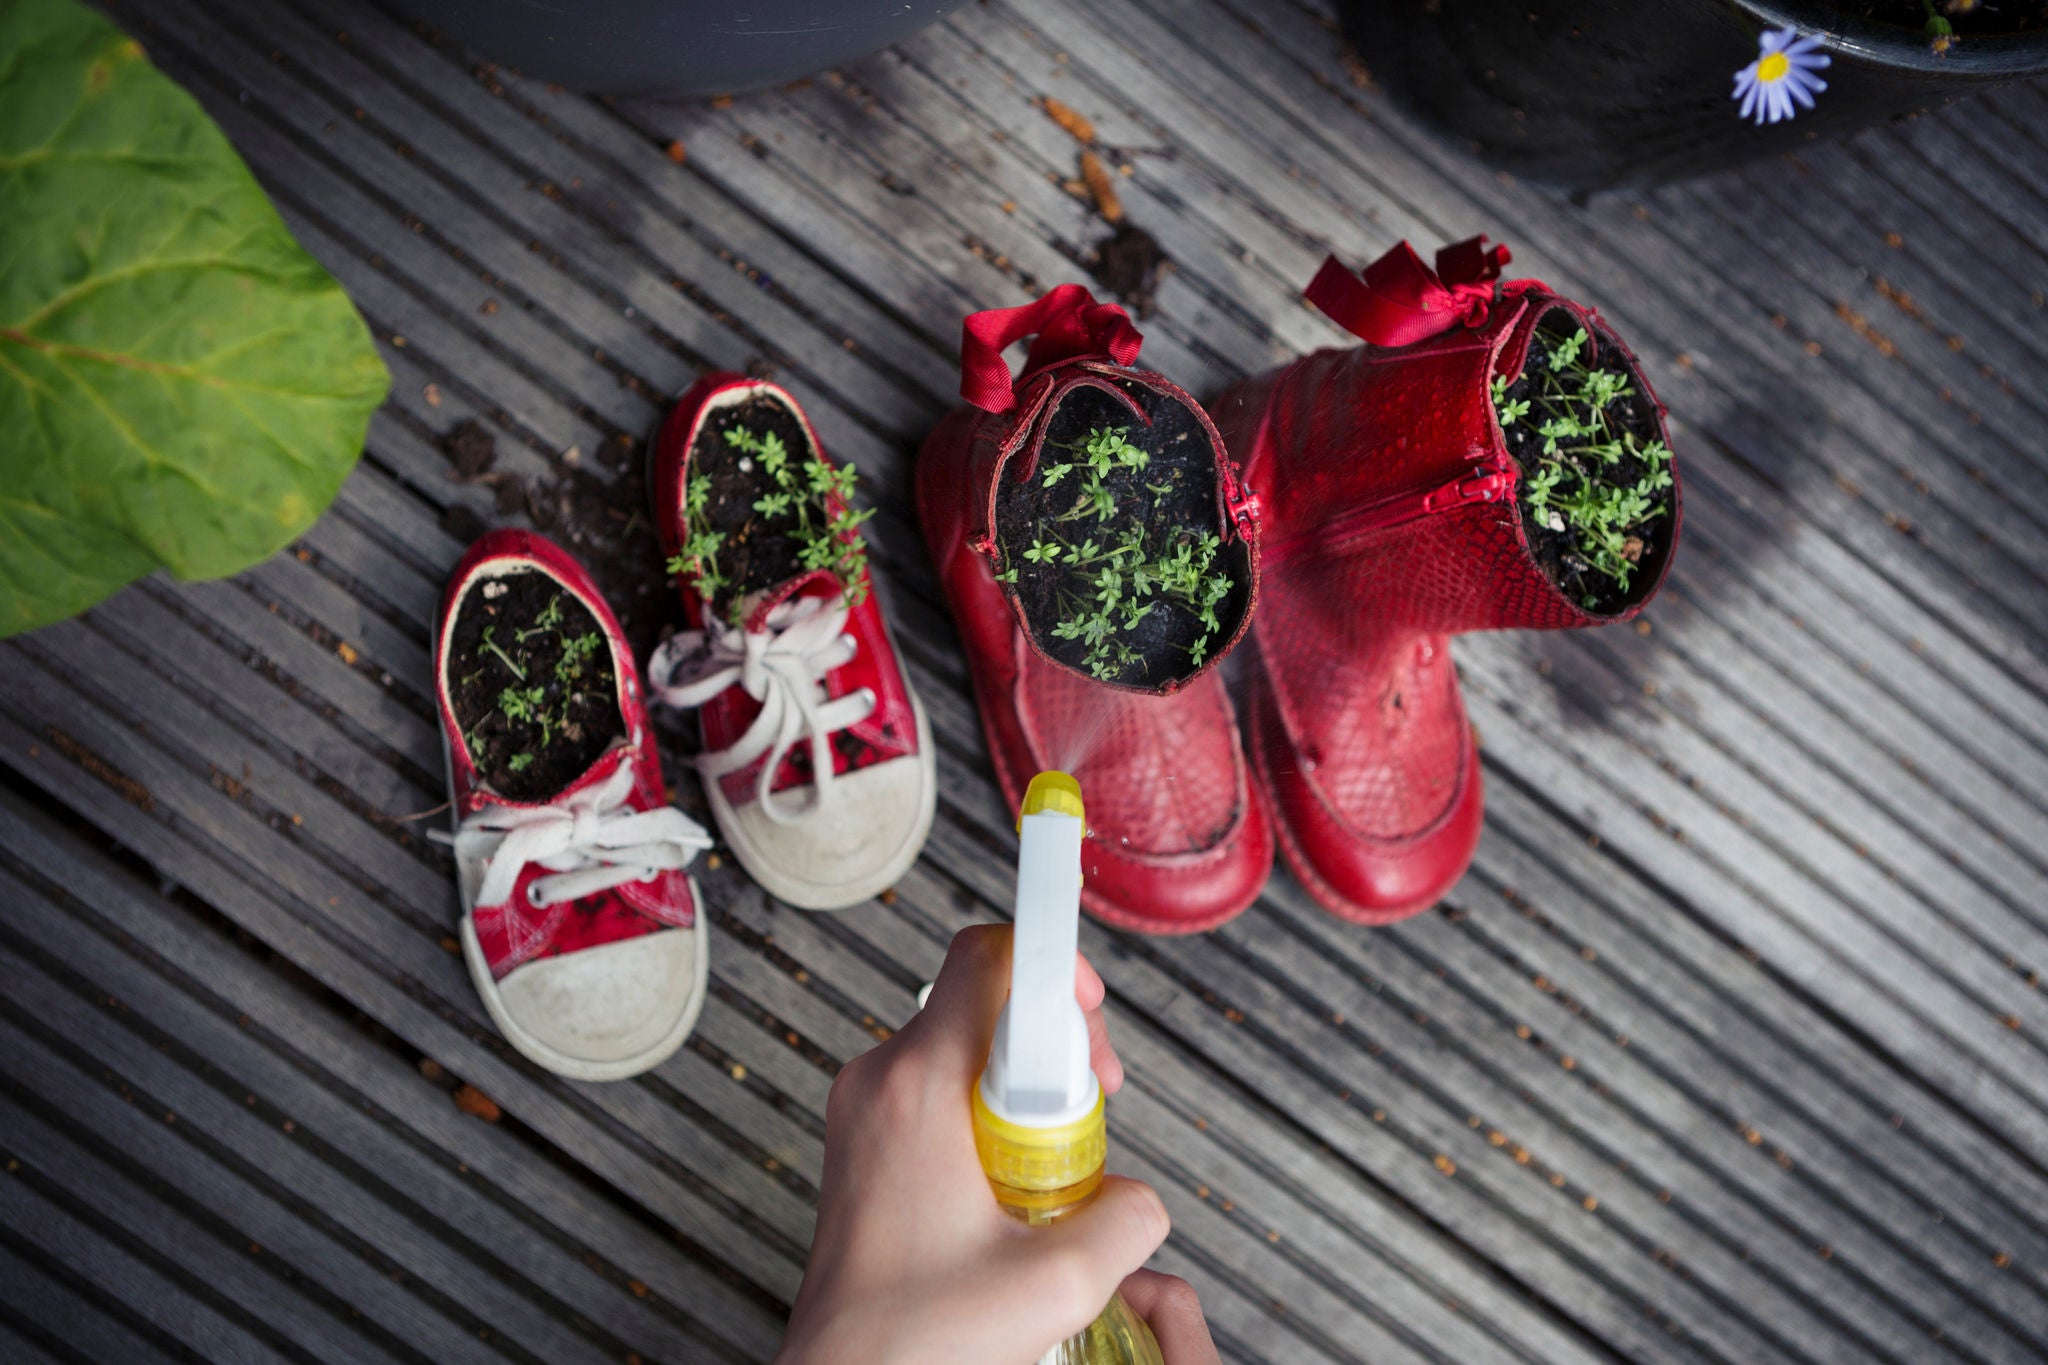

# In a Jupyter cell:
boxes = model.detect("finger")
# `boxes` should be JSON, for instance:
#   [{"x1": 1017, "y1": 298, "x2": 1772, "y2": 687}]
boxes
[
  {"x1": 1023, "y1": 1176, "x2": 1170, "y2": 1320},
  {"x1": 1085, "y1": 1002, "x2": 1124, "y2": 1095},
  {"x1": 1076, "y1": 953, "x2": 1106, "y2": 1010},
  {"x1": 903, "y1": 924, "x2": 1013, "y2": 1083},
  {"x1": 1117, "y1": 1269, "x2": 1221, "y2": 1365},
  {"x1": 1076, "y1": 954, "x2": 1122, "y2": 1093}
]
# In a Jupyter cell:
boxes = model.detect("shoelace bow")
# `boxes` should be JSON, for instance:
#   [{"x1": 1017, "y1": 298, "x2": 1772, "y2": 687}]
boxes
[
  {"x1": 436, "y1": 756, "x2": 713, "y2": 909},
  {"x1": 646, "y1": 594, "x2": 876, "y2": 825}
]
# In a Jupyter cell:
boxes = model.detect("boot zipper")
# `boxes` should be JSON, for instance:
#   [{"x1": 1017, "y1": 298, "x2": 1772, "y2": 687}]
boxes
[{"x1": 1266, "y1": 461, "x2": 1517, "y2": 562}]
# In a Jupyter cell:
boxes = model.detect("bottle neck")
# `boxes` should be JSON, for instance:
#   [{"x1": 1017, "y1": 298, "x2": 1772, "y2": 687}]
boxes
[
  {"x1": 991, "y1": 1164, "x2": 1104, "y2": 1226},
  {"x1": 972, "y1": 1083, "x2": 1107, "y2": 1227}
]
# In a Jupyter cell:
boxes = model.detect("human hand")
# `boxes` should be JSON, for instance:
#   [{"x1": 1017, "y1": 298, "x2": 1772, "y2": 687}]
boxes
[
  {"x1": 1118, "y1": 1269, "x2": 1222, "y2": 1364},
  {"x1": 776, "y1": 924, "x2": 1174, "y2": 1365}
]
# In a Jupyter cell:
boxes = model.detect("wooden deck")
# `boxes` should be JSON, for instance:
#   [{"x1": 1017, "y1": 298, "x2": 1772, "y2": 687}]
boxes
[{"x1": 4, "y1": 0, "x2": 2047, "y2": 1359}]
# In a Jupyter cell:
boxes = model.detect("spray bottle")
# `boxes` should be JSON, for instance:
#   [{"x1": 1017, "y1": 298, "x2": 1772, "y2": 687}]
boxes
[{"x1": 973, "y1": 771, "x2": 1166, "y2": 1365}]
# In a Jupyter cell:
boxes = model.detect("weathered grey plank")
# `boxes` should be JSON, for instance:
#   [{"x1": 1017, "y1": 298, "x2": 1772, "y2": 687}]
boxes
[
  {"x1": 0, "y1": 793, "x2": 786, "y2": 1362},
  {"x1": 1469, "y1": 771, "x2": 2048, "y2": 1263},
  {"x1": 1231, "y1": 896, "x2": 2048, "y2": 1357},
  {"x1": 1600, "y1": 563, "x2": 2048, "y2": 925},
  {"x1": 0, "y1": 1236, "x2": 192, "y2": 1365},
  {"x1": 0, "y1": 1081, "x2": 373, "y2": 1364},
  {"x1": 1449, "y1": 674, "x2": 2048, "y2": 1158},
  {"x1": 6, "y1": 0, "x2": 2046, "y2": 1359},
  {"x1": 1466, "y1": 621, "x2": 2048, "y2": 1044},
  {"x1": 0, "y1": 859, "x2": 755, "y2": 1363},
  {"x1": 1856, "y1": 128, "x2": 2048, "y2": 324},
  {"x1": 1670, "y1": 459, "x2": 2048, "y2": 767},
  {"x1": 0, "y1": 1018, "x2": 508, "y2": 1364},
  {"x1": 1663, "y1": 183, "x2": 2048, "y2": 549},
  {"x1": 0, "y1": 1317, "x2": 67, "y2": 1365},
  {"x1": 1974, "y1": 85, "x2": 2048, "y2": 217},
  {"x1": 1706, "y1": 155, "x2": 2048, "y2": 473}
]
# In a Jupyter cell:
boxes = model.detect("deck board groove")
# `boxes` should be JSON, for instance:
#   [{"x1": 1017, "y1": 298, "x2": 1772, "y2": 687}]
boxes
[
  {"x1": 0, "y1": 1175, "x2": 294, "y2": 1364},
  {"x1": 4, "y1": 0, "x2": 2046, "y2": 1358},
  {"x1": 3, "y1": 797, "x2": 788, "y2": 1361}
]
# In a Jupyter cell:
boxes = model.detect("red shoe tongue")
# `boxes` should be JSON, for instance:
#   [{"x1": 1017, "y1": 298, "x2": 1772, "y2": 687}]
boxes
[{"x1": 739, "y1": 567, "x2": 846, "y2": 632}]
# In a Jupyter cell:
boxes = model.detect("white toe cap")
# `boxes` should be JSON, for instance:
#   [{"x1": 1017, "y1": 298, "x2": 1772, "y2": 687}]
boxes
[
  {"x1": 719, "y1": 745, "x2": 936, "y2": 911},
  {"x1": 493, "y1": 926, "x2": 699, "y2": 1077}
]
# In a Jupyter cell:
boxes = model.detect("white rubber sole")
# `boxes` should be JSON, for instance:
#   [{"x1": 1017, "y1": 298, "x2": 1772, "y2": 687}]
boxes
[
  {"x1": 460, "y1": 891, "x2": 709, "y2": 1083},
  {"x1": 711, "y1": 691, "x2": 938, "y2": 911}
]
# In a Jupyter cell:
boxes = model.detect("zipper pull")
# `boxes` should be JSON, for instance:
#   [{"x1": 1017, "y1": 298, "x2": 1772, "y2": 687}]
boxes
[
  {"x1": 1421, "y1": 466, "x2": 1514, "y2": 513},
  {"x1": 1221, "y1": 462, "x2": 1263, "y2": 537}
]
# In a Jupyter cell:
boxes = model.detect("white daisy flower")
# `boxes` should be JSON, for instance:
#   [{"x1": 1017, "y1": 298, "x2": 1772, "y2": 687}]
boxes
[{"x1": 1732, "y1": 27, "x2": 1831, "y2": 125}]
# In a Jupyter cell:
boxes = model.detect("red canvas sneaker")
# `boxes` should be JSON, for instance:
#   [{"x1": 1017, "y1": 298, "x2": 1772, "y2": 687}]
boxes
[
  {"x1": 918, "y1": 286, "x2": 1270, "y2": 934},
  {"x1": 434, "y1": 529, "x2": 713, "y2": 1080},
  {"x1": 1210, "y1": 238, "x2": 1681, "y2": 924},
  {"x1": 647, "y1": 374, "x2": 936, "y2": 911}
]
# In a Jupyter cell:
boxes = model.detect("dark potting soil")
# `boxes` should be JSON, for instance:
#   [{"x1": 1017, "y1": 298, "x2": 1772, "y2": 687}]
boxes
[
  {"x1": 448, "y1": 567, "x2": 625, "y2": 801},
  {"x1": 1497, "y1": 309, "x2": 1676, "y2": 617},
  {"x1": 994, "y1": 377, "x2": 1252, "y2": 688},
  {"x1": 1834, "y1": 1, "x2": 2047, "y2": 36},
  {"x1": 686, "y1": 394, "x2": 825, "y2": 620}
]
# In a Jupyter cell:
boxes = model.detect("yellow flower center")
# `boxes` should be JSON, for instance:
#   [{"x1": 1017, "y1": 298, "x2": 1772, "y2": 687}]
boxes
[{"x1": 1757, "y1": 51, "x2": 1791, "y2": 83}]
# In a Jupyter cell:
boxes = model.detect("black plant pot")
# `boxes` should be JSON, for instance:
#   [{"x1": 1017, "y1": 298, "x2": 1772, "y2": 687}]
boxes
[
  {"x1": 404, "y1": 0, "x2": 969, "y2": 97},
  {"x1": 1339, "y1": 0, "x2": 2048, "y2": 191}
]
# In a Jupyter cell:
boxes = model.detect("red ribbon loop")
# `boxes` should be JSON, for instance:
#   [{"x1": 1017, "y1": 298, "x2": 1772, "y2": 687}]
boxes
[
  {"x1": 958, "y1": 284, "x2": 1144, "y2": 413},
  {"x1": 1304, "y1": 236, "x2": 1514, "y2": 348}
]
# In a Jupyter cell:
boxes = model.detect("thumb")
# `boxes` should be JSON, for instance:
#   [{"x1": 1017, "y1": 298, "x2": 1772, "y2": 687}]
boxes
[{"x1": 1017, "y1": 1176, "x2": 1171, "y2": 1328}]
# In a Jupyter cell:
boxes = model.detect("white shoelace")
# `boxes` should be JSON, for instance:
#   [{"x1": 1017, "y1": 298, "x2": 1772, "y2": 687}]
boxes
[
  {"x1": 646, "y1": 593, "x2": 877, "y2": 826},
  {"x1": 435, "y1": 756, "x2": 713, "y2": 909}
]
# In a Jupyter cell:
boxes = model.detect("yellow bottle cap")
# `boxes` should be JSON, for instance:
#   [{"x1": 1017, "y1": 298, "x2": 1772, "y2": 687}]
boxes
[
  {"x1": 973, "y1": 1080, "x2": 1106, "y2": 1210},
  {"x1": 1018, "y1": 769, "x2": 1085, "y2": 831}
]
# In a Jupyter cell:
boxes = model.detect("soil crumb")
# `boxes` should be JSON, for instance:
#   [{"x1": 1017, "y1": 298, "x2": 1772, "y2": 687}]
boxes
[
  {"x1": 1090, "y1": 222, "x2": 1172, "y2": 317},
  {"x1": 444, "y1": 419, "x2": 497, "y2": 478}
]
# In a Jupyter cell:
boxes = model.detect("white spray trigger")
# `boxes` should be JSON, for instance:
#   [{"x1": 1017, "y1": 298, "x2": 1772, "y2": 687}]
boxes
[{"x1": 980, "y1": 805, "x2": 1098, "y2": 1128}]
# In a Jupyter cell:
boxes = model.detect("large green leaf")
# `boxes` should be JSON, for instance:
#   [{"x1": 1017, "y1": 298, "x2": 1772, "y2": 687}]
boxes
[{"x1": 0, "y1": 0, "x2": 390, "y2": 636}]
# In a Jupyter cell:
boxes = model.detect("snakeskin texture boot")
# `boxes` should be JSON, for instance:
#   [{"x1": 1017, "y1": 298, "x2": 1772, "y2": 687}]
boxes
[
  {"x1": 1209, "y1": 238, "x2": 1682, "y2": 923},
  {"x1": 919, "y1": 285, "x2": 1271, "y2": 934}
]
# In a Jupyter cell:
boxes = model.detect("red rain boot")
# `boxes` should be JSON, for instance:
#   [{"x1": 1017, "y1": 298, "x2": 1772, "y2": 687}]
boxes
[
  {"x1": 918, "y1": 286, "x2": 1271, "y2": 934},
  {"x1": 1209, "y1": 238, "x2": 1681, "y2": 924}
]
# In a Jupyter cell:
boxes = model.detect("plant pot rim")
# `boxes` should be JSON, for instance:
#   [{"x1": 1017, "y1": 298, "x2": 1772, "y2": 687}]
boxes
[
  {"x1": 986, "y1": 363, "x2": 1259, "y2": 695},
  {"x1": 1749, "y1": 0, "x2": 2048, "y2": 77},
  {"x1": 1490, "y1": 294, "x2": 1681, "y2": 622}
]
